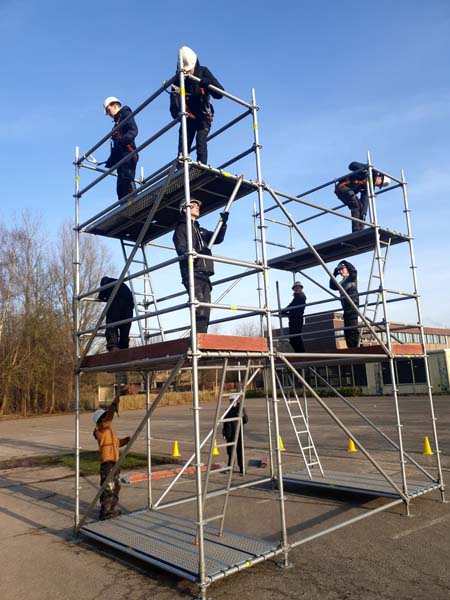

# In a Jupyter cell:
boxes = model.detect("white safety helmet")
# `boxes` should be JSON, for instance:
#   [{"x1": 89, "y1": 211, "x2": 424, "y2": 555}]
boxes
[
  {"x1": 178, "y1": 46, "x2": 197, "y2": 72},
  {"x1": 92, "y1": 409, "x2": 106, "y2": 424},
  {"x1": 292, "y1": 281, "x2": 303, "y2": 290},
  {"x1": 179, "y1": 197, "x2": 202, "y2": 212},
  {"x1": 103, "y1": 96, "x2": 122, "y2": 114},
  {"x1": 380, "y1": 175, "x2": 390, "y2": 188}
]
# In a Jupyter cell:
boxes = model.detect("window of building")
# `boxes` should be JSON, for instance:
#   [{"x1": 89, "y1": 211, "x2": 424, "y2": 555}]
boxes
[
  {"x1": 412, "y1": 359, "x2": 426, "y2": 383},
  {"x1": 353, "y1": 363, "x2": 368, "y2": 386}
]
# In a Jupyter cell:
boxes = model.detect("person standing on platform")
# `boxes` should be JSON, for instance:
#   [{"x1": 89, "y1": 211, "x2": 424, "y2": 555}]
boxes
[
  {"x1": 173, "y1": 198, "x2": 228, "y2": 334},
  {"x1": 329, "y1": 260, "x2": 360, "y2": 348},
  {"x1": 282, "y1": 281, "x2": 307, "y2": 352},
  {"x1": 98, "y1": 276, "x2": 134, "y2": 351},
  {"x1": 103, "y1": 96, "x2": 139, "y2": 203},
  {"x1": 222, "y1": 395, "x2": 248, "y2": 475},
  {"x1": 334, "y1": 161, "x2": 390, "y2": 232},
  {"x1": 169, "y1": 46, "x2": 224, "y2": 165},
  {"x1": 93, "y1": 396, "x2": 130, "y2": 520}
]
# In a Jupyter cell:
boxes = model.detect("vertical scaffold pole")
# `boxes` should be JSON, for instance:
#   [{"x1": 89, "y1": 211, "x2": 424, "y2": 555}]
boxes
[
  {"x1": 400, "y1": 169, "x2": 445, "y2": 501},
  {"x1": 74, "y1": 146, "x2": 81, "y2": 531},
  {"x1": 178, "y1": 53, "x2": 208, "y2": 599},
  {"x1": 366, "y1": 151, "x2": 410, "y2": 508},
  {"x1": 251, "y1": 88, "x2": 290, "y2": 567},
  {"x1": 253, "y1": 205, "x2": 275, "y2": 479},
  {"x1": 146, "y1": 371, "x2": 153, "y2": 508}
]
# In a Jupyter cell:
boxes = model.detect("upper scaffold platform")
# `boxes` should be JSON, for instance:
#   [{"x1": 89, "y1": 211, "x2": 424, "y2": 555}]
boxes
[
  {"x1": 85, "y1": 164, "x2": 257, "y2": 243},
  {"x1": 268, "y1": 227, "x2": 409, "y2": 272}
]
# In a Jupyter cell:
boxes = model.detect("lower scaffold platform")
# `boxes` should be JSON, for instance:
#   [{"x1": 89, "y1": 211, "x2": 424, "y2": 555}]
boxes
[
  {"x1": 80, "y1": 333, "x2": 268, "y2": 372},
  {"x1": 80, "y1": 510, "x2": 280, "y2": 582},
  {"x1": 282, "y1": 470, "x2": 440, "y2": 499}
]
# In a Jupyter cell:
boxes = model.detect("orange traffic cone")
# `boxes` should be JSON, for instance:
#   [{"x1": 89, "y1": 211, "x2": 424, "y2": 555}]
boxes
[
  {"x1": 423, "y1": 436, "x2": 434, "y2": 455},
  {"x1": 347, "y1": 439, "x2": 357, "y2": 453},
  {"x1": 172, "y1": 440, "x2": 181, "y2": 458}
]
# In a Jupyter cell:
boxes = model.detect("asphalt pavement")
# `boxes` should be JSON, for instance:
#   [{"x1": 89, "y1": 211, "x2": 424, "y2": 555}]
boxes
[{"x1": 1, "y1": 395, "x2": 450, "y2": 599}]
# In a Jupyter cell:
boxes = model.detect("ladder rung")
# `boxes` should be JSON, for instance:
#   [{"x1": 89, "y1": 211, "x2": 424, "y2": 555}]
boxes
[
  {"x1": 301, "y1": 445, "x2": 314, "y2": 450},
  {"x1": 203, "y1": 515, "x2": 223, "y2": 524},
  {"x1": 220, "y1": 417, "x2": 240, "y2": 423},
  {"x1": 308, "y1": 461, "x2": 320, "y2": 466},
  {"x1": 211, "y1": 466, "x2": 231, "y2": 474},
  {"x1": 297, "y1": 429, "x2": 309, "y2": 435}
]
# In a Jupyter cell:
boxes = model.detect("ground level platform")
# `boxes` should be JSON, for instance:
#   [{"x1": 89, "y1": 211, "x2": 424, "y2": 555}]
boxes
[
  {"x1": 80, "y1": 509, "x2": 280, "y2": 582},
  {"x1": 80, "y1": 334, "x2": 268, "y2": 372},
  {"x1": 268, "y1": 227, "x2": 409, "y2": 272},
  {"x1": 282, "y1": 469, "x2": 440, "y2": 499},
  {"x1": 85, "y1": 164, "x2": 256, "y2": 243}
]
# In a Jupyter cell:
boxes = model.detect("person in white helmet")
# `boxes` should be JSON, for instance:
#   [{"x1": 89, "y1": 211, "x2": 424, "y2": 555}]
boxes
[
  {"x1": 169, "y1": 46, "x2": 224, "y2": 164},
  {"x1": 103, "y1": 96, "x2": 139, "y2": 202},
  {"x1": 92, "y1": 396, "x2": 130, "y2": 520},
  {"x1": 282, "y1": 281, "x2": 307, "y2": 352},
  {"x1": 334, "y1": 161, "x2": 390, "y2": 232}
]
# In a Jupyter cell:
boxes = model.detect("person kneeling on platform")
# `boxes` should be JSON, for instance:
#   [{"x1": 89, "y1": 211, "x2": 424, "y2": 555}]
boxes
[
  {"x1": 98, "y1": 276, "x2": 134, "y2": 352},
  {"x1": 173, "y1": 198, "x2": 228, "y2": 334},
  {"x1": 282, "y1": 280, "x2": 307, "y2": 353},
  {"x1": 334, "y1": 161, "x2": 390, "y2": 232},
  {"x1": 329, "y1": 260, "x2": 360, "y2": 348},
  {"x1": 93, "y1": 396, "x2": 130, "y2": 521}
]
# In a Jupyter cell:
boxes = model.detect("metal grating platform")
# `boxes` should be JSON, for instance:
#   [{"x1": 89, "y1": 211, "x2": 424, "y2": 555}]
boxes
[
  {"x1": 80, "y1": 509, "x2": 279, "y2": 581},
  {"x1": 85, "y1": 165, "x2": 256, "y2": 243},
  {"x1": 268, "y1": 228, "x2": 409, "y2": 272},
  {"x1": 282, "y1": 470, "x2": 440, "y2": 499}
]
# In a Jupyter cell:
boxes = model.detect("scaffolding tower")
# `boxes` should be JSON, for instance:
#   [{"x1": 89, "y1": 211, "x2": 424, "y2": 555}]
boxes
[{"x1": 73, "y1": 60, "x2": 445, "y2": 599}]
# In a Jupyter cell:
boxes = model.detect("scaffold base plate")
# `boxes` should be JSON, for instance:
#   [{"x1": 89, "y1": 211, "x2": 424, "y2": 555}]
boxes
[
  {"x1": 282, "y1": 469, "x2": 440, "y2": 499},
  {"x1": 80, "y1": 509, "x2": 278, "y2": 581}
]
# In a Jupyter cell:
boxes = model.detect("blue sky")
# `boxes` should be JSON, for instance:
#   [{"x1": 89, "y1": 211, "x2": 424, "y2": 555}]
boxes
[{"x1": 2, "y1": 0, "x2": 450, "y2": 332}]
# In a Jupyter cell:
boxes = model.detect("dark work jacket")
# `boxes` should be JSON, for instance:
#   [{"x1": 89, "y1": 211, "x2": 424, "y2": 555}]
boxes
[
  {"x1": 173, "y1": 217, "x2": 227, "y2": 284},
  {"x1": 170, "y1": 61, "x2": 224, "y2": 120},
  {"x1": 282, "y1": 291, "x2": 307, "y2": 332},
  {"x1": 105, "y1": 106, "x2": 138, "y2": 169},
  {"x1": 329, "y1": 261, "x2": 359, "y2": 312},
  {"x1": 98, "y1": 277, "x2": 133, "y2": 318},
  {"x1": 335, "y1": 161, "x2": 382, "y2": 195},
  {"x1": 222, "y1": 404, "x2": 248, "y2": 441}
]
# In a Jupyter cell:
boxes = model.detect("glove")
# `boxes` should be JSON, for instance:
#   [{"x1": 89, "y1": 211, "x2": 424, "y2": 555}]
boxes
[
  {"x1": 200, "y1": 77, "x2": 211, "y2": 88},
  {"x1": 124, "y1": 436, "x2": 131, "y2": 445},
  {"x1": 220, "y1": 212, "x2": 229, "y2": 224}
]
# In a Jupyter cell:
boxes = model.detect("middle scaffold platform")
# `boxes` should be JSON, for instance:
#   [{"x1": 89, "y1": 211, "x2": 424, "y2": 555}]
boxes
[{"x1": 268, "y1": 227, "x2": 409, "y2": 272}]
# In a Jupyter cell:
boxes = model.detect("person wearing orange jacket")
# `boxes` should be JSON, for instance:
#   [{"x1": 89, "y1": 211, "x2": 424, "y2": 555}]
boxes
[{"x1": 92, "y1": 397, "x2": 130, "y2": 520}]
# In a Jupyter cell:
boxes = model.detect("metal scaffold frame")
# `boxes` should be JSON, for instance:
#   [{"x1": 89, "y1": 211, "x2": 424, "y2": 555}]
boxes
[
  {"x1": 72, "y1": 54, "x2": 445, "y2": 599},
  {"x1": 254, "y1": 153, "x2": 445, "y2": 514}
]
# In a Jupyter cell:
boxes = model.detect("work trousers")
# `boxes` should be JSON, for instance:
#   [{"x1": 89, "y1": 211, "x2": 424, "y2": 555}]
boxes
[
  {"x1": 343, "y1": 309, "x2": 360, "y2": 348},
  {"x1": 105, "y1": 298, "x2": 133, "y2": 351},
  {"x1": 117, "y1": 160, "x2": 136, "y2": 202},
  {"x1": 99, "y1": 461, "x2": 120, "y2": 518},
  {"x1": 184, "y1": 275, "x2": 212, "y2": 334},
  {"x1": 289, "y1": 321, "x2": 305, "y2": 353},
  {"x1": 226, "y1": 433, "x2": 244, "y2": 474},
  {"x1": 178, "y1": 117, "x2": 211, "y2": 164},
  {"x1": 335, "y1": 186, "x2": 368, "y2": 232}
]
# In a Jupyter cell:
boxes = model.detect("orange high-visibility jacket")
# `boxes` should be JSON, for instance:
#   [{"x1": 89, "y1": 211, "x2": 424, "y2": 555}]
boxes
[{"x1": 94, "y1": 403, "x2": 128, "y2": 463}]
